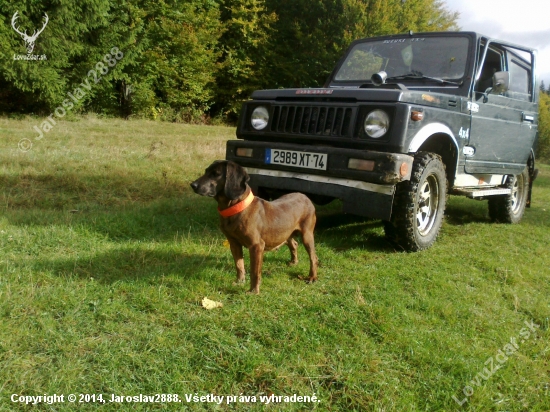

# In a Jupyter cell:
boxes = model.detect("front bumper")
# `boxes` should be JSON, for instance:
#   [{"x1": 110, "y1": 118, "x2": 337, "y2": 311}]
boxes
[
  {"x1": 226, "y1": 140, "x2": 412, "y2": 184},
  {"x1": 245, "y1": 167, "x2": 396, "y2": 220},
  {"x1": 226, "y1": 140, "x2": 414, "y2": 220}
]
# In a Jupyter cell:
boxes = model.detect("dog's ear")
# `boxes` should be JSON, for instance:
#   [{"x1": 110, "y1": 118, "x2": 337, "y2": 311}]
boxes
[
  {"x1": 206, "y1": 160, "x2": 224, "y2": 173},
  {"x1": 224, "y1": 161, "x2": 249, "y2": 200}
]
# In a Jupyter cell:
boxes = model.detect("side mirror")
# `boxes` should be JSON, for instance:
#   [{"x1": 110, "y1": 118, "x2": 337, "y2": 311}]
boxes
[{"x1": 491, "y1": 71, "x2": 510, "y2": 94}]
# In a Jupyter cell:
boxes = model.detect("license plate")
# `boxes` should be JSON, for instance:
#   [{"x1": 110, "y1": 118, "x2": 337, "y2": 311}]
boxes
[{"x1": 265, "y1": 149, "x2": 327, "y2": 170}]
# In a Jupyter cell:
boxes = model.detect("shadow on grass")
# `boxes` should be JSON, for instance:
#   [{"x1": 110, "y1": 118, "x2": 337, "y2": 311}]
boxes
[
  {"x1": 315, "y1": 210, "x2": 394, "y2": 252},
  {"x1": 444, "y1": 201, "x2": 490, "y2": 225},
  {"x1": 5, "y1": 170, "x2": 548, "y2": 268},
  {"x1": 6, "y1": 195, "x2": 222, "y2": 242},
  {"x1": 26, "y1": 247, "x2": 223, "y2": 285},
  {"x1": 443, "y1": 196, "x2": 548, "y2": 227},
  {"x1": 0, "y1": 172, "x2": 190, "y2": 210}
]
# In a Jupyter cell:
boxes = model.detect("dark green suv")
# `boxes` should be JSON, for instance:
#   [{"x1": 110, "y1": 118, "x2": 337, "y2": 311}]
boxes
[{"x1": 225, "y1": 31, "x2": 539, "y2": 251}]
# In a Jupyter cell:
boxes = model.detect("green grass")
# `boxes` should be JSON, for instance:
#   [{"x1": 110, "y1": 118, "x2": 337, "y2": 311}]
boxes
[{"x1": 0, "y1": 116, "x2": 549, "y2": 411}]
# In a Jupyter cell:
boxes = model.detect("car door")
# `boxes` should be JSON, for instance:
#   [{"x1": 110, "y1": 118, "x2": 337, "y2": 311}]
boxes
[
  {"x1": 465, "y1": 43, "x2": 536, "y2": 175},
  {"x1": 507, "y1": 50, "x2": 538, "y2": 161}
]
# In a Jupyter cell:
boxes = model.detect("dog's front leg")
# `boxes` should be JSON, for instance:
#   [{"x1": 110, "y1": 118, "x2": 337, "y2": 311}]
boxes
[
  {"x1": 228, "y1": 239, "x2": 246, "y2": 285},
  {"x1": 248, "y1": 241, "x2": 265, "y2": 294}
]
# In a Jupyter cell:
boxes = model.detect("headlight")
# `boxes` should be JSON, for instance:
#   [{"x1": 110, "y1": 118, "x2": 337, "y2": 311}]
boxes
[
  {"x1": 364, "y1": 110, "x2": 390, "y2": 138},
  {"x1": 251, "y1": 106, "x2": 269, "y2": 130}
]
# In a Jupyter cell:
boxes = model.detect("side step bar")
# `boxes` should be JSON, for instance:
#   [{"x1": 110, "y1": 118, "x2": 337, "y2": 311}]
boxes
[{"x1": 452, "y1": 188, "x2": 511, "y2": 199}]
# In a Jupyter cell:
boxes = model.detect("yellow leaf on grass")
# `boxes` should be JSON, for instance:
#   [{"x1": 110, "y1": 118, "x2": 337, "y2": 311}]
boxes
[
  {"x1": 202, "y1": 297, "x2": 223, "y2": 310},
  {"x1": 223, "y1": 240, "x2": 230, "y2": 248}
]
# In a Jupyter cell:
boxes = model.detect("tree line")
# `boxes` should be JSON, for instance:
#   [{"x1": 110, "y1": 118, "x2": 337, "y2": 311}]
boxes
[
  {"x1": 539, "y1": 85, "x2": 550, "y2": 161},
  {"x1": 1, "y1": 0, "x2": 549, "y2": 161},
  {"x1": 0, "y1": 0, "x2": 458, "y2": 122},
  {"x1": 540, "y1": 80, "x2": 550, "y2": 95}
]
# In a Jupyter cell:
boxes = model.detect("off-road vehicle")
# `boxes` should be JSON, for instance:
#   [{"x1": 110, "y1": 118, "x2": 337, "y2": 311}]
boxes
[{"x1": 225, "y1": 31, "x2": 539, "y2": 251}]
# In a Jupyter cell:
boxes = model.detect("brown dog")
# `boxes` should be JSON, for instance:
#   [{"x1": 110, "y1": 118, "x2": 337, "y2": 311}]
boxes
[{"x1": 190, "y1": 160, "x2": 318, "y2": 294}]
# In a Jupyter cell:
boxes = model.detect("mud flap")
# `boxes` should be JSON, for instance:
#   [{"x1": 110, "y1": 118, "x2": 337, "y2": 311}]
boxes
[{"x1": 527, "y1": 154, "x2": 537, "y2": 208}]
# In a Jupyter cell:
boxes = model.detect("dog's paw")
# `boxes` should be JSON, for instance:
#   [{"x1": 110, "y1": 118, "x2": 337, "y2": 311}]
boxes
[
  {"x1": 287, "y1": 260, "x2": 298, "y2": 267},
  {"x1": 233, "y1": 278, "x2": 246, "y2": 286},
  {"x1": 246, "y1": 289, "x2": 260, "y2": 295}
]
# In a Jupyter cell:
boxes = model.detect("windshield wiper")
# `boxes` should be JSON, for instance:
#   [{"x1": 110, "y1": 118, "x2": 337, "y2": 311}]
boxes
[{"x1": 385, "y1": 72, "x2": 462, "y2": 86}]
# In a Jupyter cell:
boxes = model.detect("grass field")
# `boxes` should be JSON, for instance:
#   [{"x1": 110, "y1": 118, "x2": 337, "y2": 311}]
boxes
[{"x1": 0, "y1": 116, "x2": 549, "y2": 411}]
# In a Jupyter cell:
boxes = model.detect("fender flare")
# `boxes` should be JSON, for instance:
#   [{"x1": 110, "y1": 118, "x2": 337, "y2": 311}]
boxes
[
  {"x1": 407, "y1": 123, "x2": 459, "y2": 153},
  {"x1": 408, "y1": 123, "x2": 460, "y2": 178}
]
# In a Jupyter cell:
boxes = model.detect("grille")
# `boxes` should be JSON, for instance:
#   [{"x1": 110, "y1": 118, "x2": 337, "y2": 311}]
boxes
[{"x1": 270, "y1": 105, "x2": 353, "y2": 137}]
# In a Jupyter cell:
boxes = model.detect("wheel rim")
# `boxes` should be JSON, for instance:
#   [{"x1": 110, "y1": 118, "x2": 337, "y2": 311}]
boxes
[
  {"x1": 510, "y1": 174, "x2": 523, "y2": 214},
  {"x1": 416, "y1": 174, "x2": 439, "y2": 236}
]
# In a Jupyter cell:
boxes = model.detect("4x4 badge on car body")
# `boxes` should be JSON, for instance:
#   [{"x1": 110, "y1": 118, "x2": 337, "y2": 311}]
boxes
[{"x1": 458, "y1": 127, "x2": 470, "y2": 139}]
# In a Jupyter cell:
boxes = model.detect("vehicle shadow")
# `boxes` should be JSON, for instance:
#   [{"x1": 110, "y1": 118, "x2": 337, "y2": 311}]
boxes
[
  {"x1": 444, "y1": 200, "x2": 490, "y2": 225},
  {"x1": 314, "y1": 210, "x2": 395, "y2": 252}
]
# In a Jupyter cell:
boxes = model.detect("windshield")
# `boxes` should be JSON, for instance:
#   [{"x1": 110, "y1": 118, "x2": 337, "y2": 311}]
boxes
[{"x1": 334, "y1": 36, "x2": 470, "y2": 83}]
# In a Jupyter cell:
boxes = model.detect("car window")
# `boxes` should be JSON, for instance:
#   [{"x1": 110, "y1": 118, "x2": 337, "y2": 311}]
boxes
[
  {"x1": 508, "y1": 61, "x2": 530, "y2": 98},
  {"x1": 505, "y1": 47, "x2": 532, "y2": 101},
  {"x1": 475, "y1": 46, "x2": 503, "y2": 93},
  {"x1": 334, "y1": 36, "x2": 470, "y2": 82},
  {"x1": 476, "y1": 43, "x2": 533, "y2": 101}
]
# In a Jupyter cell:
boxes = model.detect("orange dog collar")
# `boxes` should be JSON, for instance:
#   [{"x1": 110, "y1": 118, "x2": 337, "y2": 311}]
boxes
[{"x1": 218, "y1": 191, "x2": 255, "y2": 218}]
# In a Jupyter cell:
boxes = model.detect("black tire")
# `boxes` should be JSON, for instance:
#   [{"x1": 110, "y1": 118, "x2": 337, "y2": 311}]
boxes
[
  {"x1": 488, "y1": 167, "x2": 529, "y2": 223},
  {"x1": 384, "y1": 152, "x2": 447, "y2": 251}
]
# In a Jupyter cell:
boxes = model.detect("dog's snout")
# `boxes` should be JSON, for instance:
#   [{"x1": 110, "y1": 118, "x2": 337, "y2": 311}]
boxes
[{"x1": 190, "y1": 181, "x2": 199, "y2": 191}]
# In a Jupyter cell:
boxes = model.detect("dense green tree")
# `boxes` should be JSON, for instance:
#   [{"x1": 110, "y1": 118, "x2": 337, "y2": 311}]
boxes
[
  {"x1": 260, "y1": 0, "x2": 342, "y2": 88},
  {"x1": 259, "y1": 0, "x2": 459, "y2": 89},
  {"x1": 122, "y1": 0, "x2": 223, "y2": 121},
  {"x1": 0, "y1": 0, "x2": 112, "y2": 113},
  {"x1": 213, "y1": 0, "x2": 276, "y2": 120},
  {"x1": 0, "y1": 0, "x2": 222, "y2": 121},
  {"x1": 538, "y1": 92, "x2": 550, "y2": 161},
  {"x1": 0, "y1": 0, "x2": 460, "y2": 120}
]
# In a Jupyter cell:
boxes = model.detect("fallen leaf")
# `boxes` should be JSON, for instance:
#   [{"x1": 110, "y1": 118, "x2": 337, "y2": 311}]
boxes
[
  {"x1": 223, "y1": 240, "x2": 230, "y2": 248},
  {"x1": 202, "y1": 297, "x2": 223, "y2": 310}
]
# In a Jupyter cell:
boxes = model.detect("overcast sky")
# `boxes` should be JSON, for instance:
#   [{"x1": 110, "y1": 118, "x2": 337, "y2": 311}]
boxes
[{"x1": 443, "y1": 0, "x2": 550, "y2": 88}]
